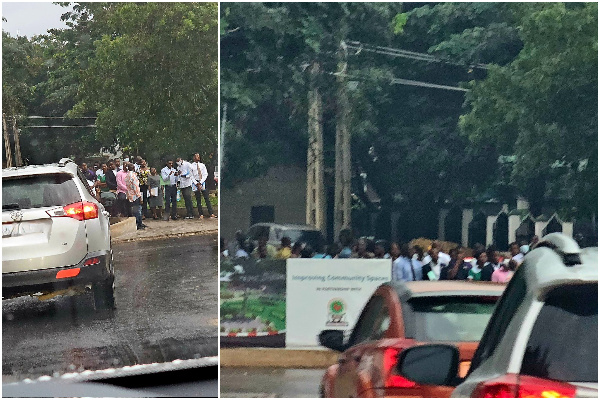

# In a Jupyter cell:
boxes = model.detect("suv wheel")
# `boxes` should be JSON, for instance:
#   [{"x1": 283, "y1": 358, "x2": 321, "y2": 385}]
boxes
[{"x1": 92, "y1": 275, "x2": 115, "y2": 310}]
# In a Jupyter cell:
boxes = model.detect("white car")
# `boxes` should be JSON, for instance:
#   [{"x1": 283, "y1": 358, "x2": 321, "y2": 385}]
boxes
[
  {"x1": 2, "y1": 158, "x2": 115, "y2": 310},
  {"x1": 396, "y1": 233, "x2": 597, "y2": 398}
]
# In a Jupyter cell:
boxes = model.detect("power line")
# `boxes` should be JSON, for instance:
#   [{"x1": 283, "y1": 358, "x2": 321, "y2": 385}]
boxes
[
  {"x1": 331, "y1": 71, "x2": 469, "y2": 93},
  {"x1": 345, "y1": 40, "x2": 490, "y2": 70}
]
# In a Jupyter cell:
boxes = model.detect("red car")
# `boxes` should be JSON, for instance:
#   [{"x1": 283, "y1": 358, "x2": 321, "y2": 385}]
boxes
[{"x1": 318, "y1": 281, "x2": 505, "y2": 398}]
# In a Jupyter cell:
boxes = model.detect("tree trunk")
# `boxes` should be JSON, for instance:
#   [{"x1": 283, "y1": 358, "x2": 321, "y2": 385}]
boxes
[
  {"x1": 306, "y1": 63, "x2": 327, "y2": 237},
  {"x1": 3, "y1": 115, "x2": 13, "y2": 168},
  {"x1": 334, "y1": 43, "x2": 351, "y2": 239},
  {"x1": 12, "y1": 118, "x2": 23, "y2": 166}
]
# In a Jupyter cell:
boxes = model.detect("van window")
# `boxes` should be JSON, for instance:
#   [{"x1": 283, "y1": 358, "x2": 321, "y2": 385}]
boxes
[{"x1": 521, "y1": 284, "x2": 597, "y2": 382}]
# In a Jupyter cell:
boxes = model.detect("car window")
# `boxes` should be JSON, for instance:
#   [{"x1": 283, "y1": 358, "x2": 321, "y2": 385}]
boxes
[
  {"x1": 371, "y1": 306, "x2": 391, "y2": 341},
  {"x1": 349, "y1": 295, "x2": 384, "y2": 346},
  {"x1": 520, "y1": 284, "x2": 597, "y2": 383},
  {"x1": 406, "y1": 296, "x2": 497, "y2": 342},
  {"x1": 469, "y1": 267, "x2": 527, "y2": 373},
  {"x1": 3, "y1": 174, "x2": 81, "y2": 209}
]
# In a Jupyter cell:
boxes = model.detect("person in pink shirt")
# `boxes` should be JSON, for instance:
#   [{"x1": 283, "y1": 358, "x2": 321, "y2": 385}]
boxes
[
  {"x1": 125, "y1": 163, "x2": 146, "y2": 230},
  {"x1": 115, "y1": 164, "x2": 129, "y2": 217},
  {"x1": 492, "y1": 259, "x2": 517, "y2": 283}
]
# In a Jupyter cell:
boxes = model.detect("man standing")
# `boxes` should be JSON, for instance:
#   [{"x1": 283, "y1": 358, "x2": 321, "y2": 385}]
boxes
[
  {"x1": 125, "y1": 163, "x2": 145, "y2": 230},
  {"x1": 161, "y1": 160, "x2": 179, "y2": 220},
  {"x1": 113, "y1": 158, "x2": 122, "y2": 174},
  {"x1": 80, "y1": 163, "x2": 96, "y2": 187},
  {"x1": 176, "y1": 157, "x2": 195, "y2": 219},
  {"x1": 116, "y1": 163, "x2": 129, "y2": 217},
  {"x1": 105, "y1": 161, "x2": 118, "y2": 192},
  {"x1": 191, "y1": 153, "x2": 216, "y2": 218}
]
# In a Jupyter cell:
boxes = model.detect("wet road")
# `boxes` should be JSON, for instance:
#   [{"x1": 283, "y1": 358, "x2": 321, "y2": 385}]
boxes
[
  {"x1": 2, "y1": 234, "x2": 218, "y2": 383},
  {"x1": 220, "y1": 367, "x2": 325, "y2": 398}
]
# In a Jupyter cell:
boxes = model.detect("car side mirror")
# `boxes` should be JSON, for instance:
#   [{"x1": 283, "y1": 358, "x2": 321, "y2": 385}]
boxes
[
  {"x1": 397, "y1": 344, "x2": 459, "y2": 386},
  {"x1": 318, "y1": 330, "x2": 348, "y2": 352}
]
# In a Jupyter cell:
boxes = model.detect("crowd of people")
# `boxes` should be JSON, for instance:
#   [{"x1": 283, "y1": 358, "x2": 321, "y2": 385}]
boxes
[
  {"x1": 221, "y1": 228, "x2": 540, "y2": 284},
  {"x1": 79, "y1": 154, "x2": 217, "y2": 230}
]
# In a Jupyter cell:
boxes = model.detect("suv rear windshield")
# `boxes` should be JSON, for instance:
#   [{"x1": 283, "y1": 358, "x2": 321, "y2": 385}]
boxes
[
  {"x1": 405, "y1": 296, "x2": 498, "y2": 342},
  {"x1": 521, "y1": 284, "x2": 597, "y2": 383},
  {"x1": 3, "y1": 173, "x2": 81, "y2": 209}
]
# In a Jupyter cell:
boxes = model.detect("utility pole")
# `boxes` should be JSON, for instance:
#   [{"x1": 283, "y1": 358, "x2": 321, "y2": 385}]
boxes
[
  {"x1": 3, "y1": 115, "x2": 13, "y2": 168},
  {"x1": 306, "y1": 62, "x2": 326, "y2": 236},
  {"x1": 220, "y1": 103, "x2": 227, "y2": 169},
  {"x1": 334, "y1": 41, "x2": 352, "y2": 238}
]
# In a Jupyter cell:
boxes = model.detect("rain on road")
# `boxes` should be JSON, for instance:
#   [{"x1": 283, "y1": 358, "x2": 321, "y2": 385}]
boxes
[{"x1": 2, "y1": 234, "x2": 218, "y2": 383}]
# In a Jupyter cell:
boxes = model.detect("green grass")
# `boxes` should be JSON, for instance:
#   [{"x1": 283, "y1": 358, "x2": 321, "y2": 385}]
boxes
[
  {"x1": 221, "y1": 297, "x2": 286, "y2": 331},
  {"x1": 176, "y1": 192, "x2": 218, "y2": 209}
]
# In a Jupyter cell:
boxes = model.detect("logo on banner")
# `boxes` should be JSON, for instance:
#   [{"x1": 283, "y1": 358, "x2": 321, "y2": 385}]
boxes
[{"x1": 326, "y1": 298, "x2": 348, "y2": 327}]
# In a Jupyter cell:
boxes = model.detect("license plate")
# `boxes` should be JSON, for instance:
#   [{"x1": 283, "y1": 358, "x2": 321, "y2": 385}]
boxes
[
  {"x1": 2, "y1": 224, "x2": 14, "y2": 238},
  {"x1": 3, "y1": 222, "x2": 46, "y2": 237}
]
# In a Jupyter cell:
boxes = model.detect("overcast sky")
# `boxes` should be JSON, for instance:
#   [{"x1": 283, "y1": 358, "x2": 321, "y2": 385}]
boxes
[{"x1": 2, "y1": 2, "x2": 72, "y2": 38}]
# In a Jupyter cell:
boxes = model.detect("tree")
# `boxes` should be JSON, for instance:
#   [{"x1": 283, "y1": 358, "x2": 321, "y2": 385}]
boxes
[
  {"x1": 70, "y1": 2, "x2": 218, "y2": 163},
  {"x1": 460, "y1": 3, "x2": 598, "y2": 218}
]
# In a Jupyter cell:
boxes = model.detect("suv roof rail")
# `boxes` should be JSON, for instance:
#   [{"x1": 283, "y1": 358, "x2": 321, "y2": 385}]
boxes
[
  {"x1": 58, "y1": 158, "x2": 75, "y2": 167},
  {"x1": 537, "y1": 233, "x2": 582, "y2": 266}
]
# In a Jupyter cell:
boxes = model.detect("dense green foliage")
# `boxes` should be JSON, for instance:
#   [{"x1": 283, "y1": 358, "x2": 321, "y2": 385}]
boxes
[
  {"x1": 3, "y1": 2, "x2": 217, "y2": 166},
  {"x1": 221, "y1": 2, "x2": 597, "y2": 225}
]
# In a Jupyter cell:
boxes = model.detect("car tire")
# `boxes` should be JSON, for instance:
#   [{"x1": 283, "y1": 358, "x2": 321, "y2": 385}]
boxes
[{"x1": 92, "y1": 275, "x2": 115, "y2": 310}]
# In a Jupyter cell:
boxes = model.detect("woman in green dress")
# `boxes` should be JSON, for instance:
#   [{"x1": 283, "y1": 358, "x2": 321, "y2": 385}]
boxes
[{"x1": 147, "y1": 167, "x2": 164, "y2": 220}]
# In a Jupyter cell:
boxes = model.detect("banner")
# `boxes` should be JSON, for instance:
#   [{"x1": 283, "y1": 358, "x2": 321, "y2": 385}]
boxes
[{"x1": 285, "y1": 259, "x2": 392, "y2": 348}]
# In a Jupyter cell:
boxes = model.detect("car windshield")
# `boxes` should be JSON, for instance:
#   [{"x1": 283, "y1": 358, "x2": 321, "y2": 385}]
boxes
[
  {"x1": 520, "y1": 284, "x2": 597, "y2": 383},
  {"x1": 407, "y1": 296, "x2": 498, "y2": 342},
  {"x1": 2, "y1": 174, "x2": 81, "y2": 209},
  {"x1": 282, "y1": 229, "x2": 322, "y2": 246}
]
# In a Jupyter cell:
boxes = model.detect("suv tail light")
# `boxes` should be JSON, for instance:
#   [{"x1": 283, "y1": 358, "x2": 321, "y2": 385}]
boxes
[
  {"x1": 55, "y1": 202, "x2": 99, "y2": 221},
  {"x1": 384, "y1": 348, "x2": 416, "y2": 388},
  {"x1": 472, "y1": 374, "x2": 576, "y2": 398}
]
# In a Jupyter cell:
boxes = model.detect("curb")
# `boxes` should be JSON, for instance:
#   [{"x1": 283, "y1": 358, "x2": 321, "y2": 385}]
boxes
[
  {"x1": 109, "y1": 217, "x2": 137, "y2": 238},
  {"x1": 220, "y1": 348, "x2": 338, "y2": 369},
  {"x1": 112, "y1": 228, "x2": 218, "y2": 244}
]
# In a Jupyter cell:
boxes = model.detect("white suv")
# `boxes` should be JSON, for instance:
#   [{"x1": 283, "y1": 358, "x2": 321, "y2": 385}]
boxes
[
  {"x1": 2, "y1": 158, "x2": 115, "y2": 310},
  {"x1": 396, "y1": 233, "x2": 597, "y2": 398}
]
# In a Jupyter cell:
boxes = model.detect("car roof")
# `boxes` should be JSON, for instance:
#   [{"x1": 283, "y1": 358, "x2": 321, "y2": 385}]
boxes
[
  {"x1": 387, "y1": 280, "x2": 506, "y2": 302},
  {"x1": 2, "y1": 162, "x2": 78, "y2": 178},
  {"x1": 250, "y1": 222, "x2": 319, "y2": 231},
  {"x1": 520, "y1": 237, "x2": 597, "y2": 299}
]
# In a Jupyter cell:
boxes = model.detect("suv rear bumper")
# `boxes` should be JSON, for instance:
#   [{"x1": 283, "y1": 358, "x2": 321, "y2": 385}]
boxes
[{"x1": 2, "y1": 250, "x2": 112, "y2": 298}]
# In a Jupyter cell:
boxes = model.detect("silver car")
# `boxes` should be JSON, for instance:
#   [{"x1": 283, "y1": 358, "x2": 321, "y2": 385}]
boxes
[
  {"x1": 2, "y1": 158, "x2": 115, "y2": 310},
  {"x1": 396, "y1": 233, "x2": 597, "y2": 398}
]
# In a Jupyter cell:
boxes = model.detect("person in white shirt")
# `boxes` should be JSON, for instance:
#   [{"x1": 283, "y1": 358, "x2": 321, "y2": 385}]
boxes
[
  {"x1": 421, "y1": 241, "x2": 451, "y2": 266},
  {"x1": 191, "y1": 153, "x2": 216, "y2": 218},
  {"x1": 161, "y1": 160, "x2": 179, "y2": 220},
  {"x1": 176, "y1": 157, "x2": 195, "y2": 219}
]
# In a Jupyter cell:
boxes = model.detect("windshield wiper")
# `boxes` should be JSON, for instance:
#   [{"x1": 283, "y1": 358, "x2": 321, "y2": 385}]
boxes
[{"x1": 2, "y1": 203, "x2": 20, "y2": 211}]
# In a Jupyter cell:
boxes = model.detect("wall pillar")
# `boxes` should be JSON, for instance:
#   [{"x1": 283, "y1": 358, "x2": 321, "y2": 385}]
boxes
[
  {"x1": 462, "y1": 209, "x2": 473, "y2": 247},
  {"x1": 562, "y1": 222, "x2": 573, "y2": 238},
  {"x1": 508, "y1": 215, "x2": 520, "y2": 244},
  {"x1": 486, "y1": 216, "x2": 497, "y2": 246},
  {"x1": 438, "y1": 209, "x2": 449, "y2": 241}
]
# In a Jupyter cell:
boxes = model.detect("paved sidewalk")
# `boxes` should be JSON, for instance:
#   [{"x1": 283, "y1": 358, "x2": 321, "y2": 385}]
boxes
[{"x1": 112, "y1": 216, "x2": 218, "y2": 243}]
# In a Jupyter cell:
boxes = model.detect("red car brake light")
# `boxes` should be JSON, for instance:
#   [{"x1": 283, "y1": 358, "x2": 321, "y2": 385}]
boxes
[
  {"x1": 472, "y1": 374, "x2": 576, "y2": 398},
  {"x1": 383, "y1": 348, "x2": 416, "y2": 388},
  {"x1": 60, "y1": 202, "x2": 99, "y2": 221}
]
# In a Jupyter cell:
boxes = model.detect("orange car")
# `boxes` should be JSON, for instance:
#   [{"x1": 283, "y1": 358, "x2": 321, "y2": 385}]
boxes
[{"x1": 318, "y1": 281, "x2": 505, "y2": 398}]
